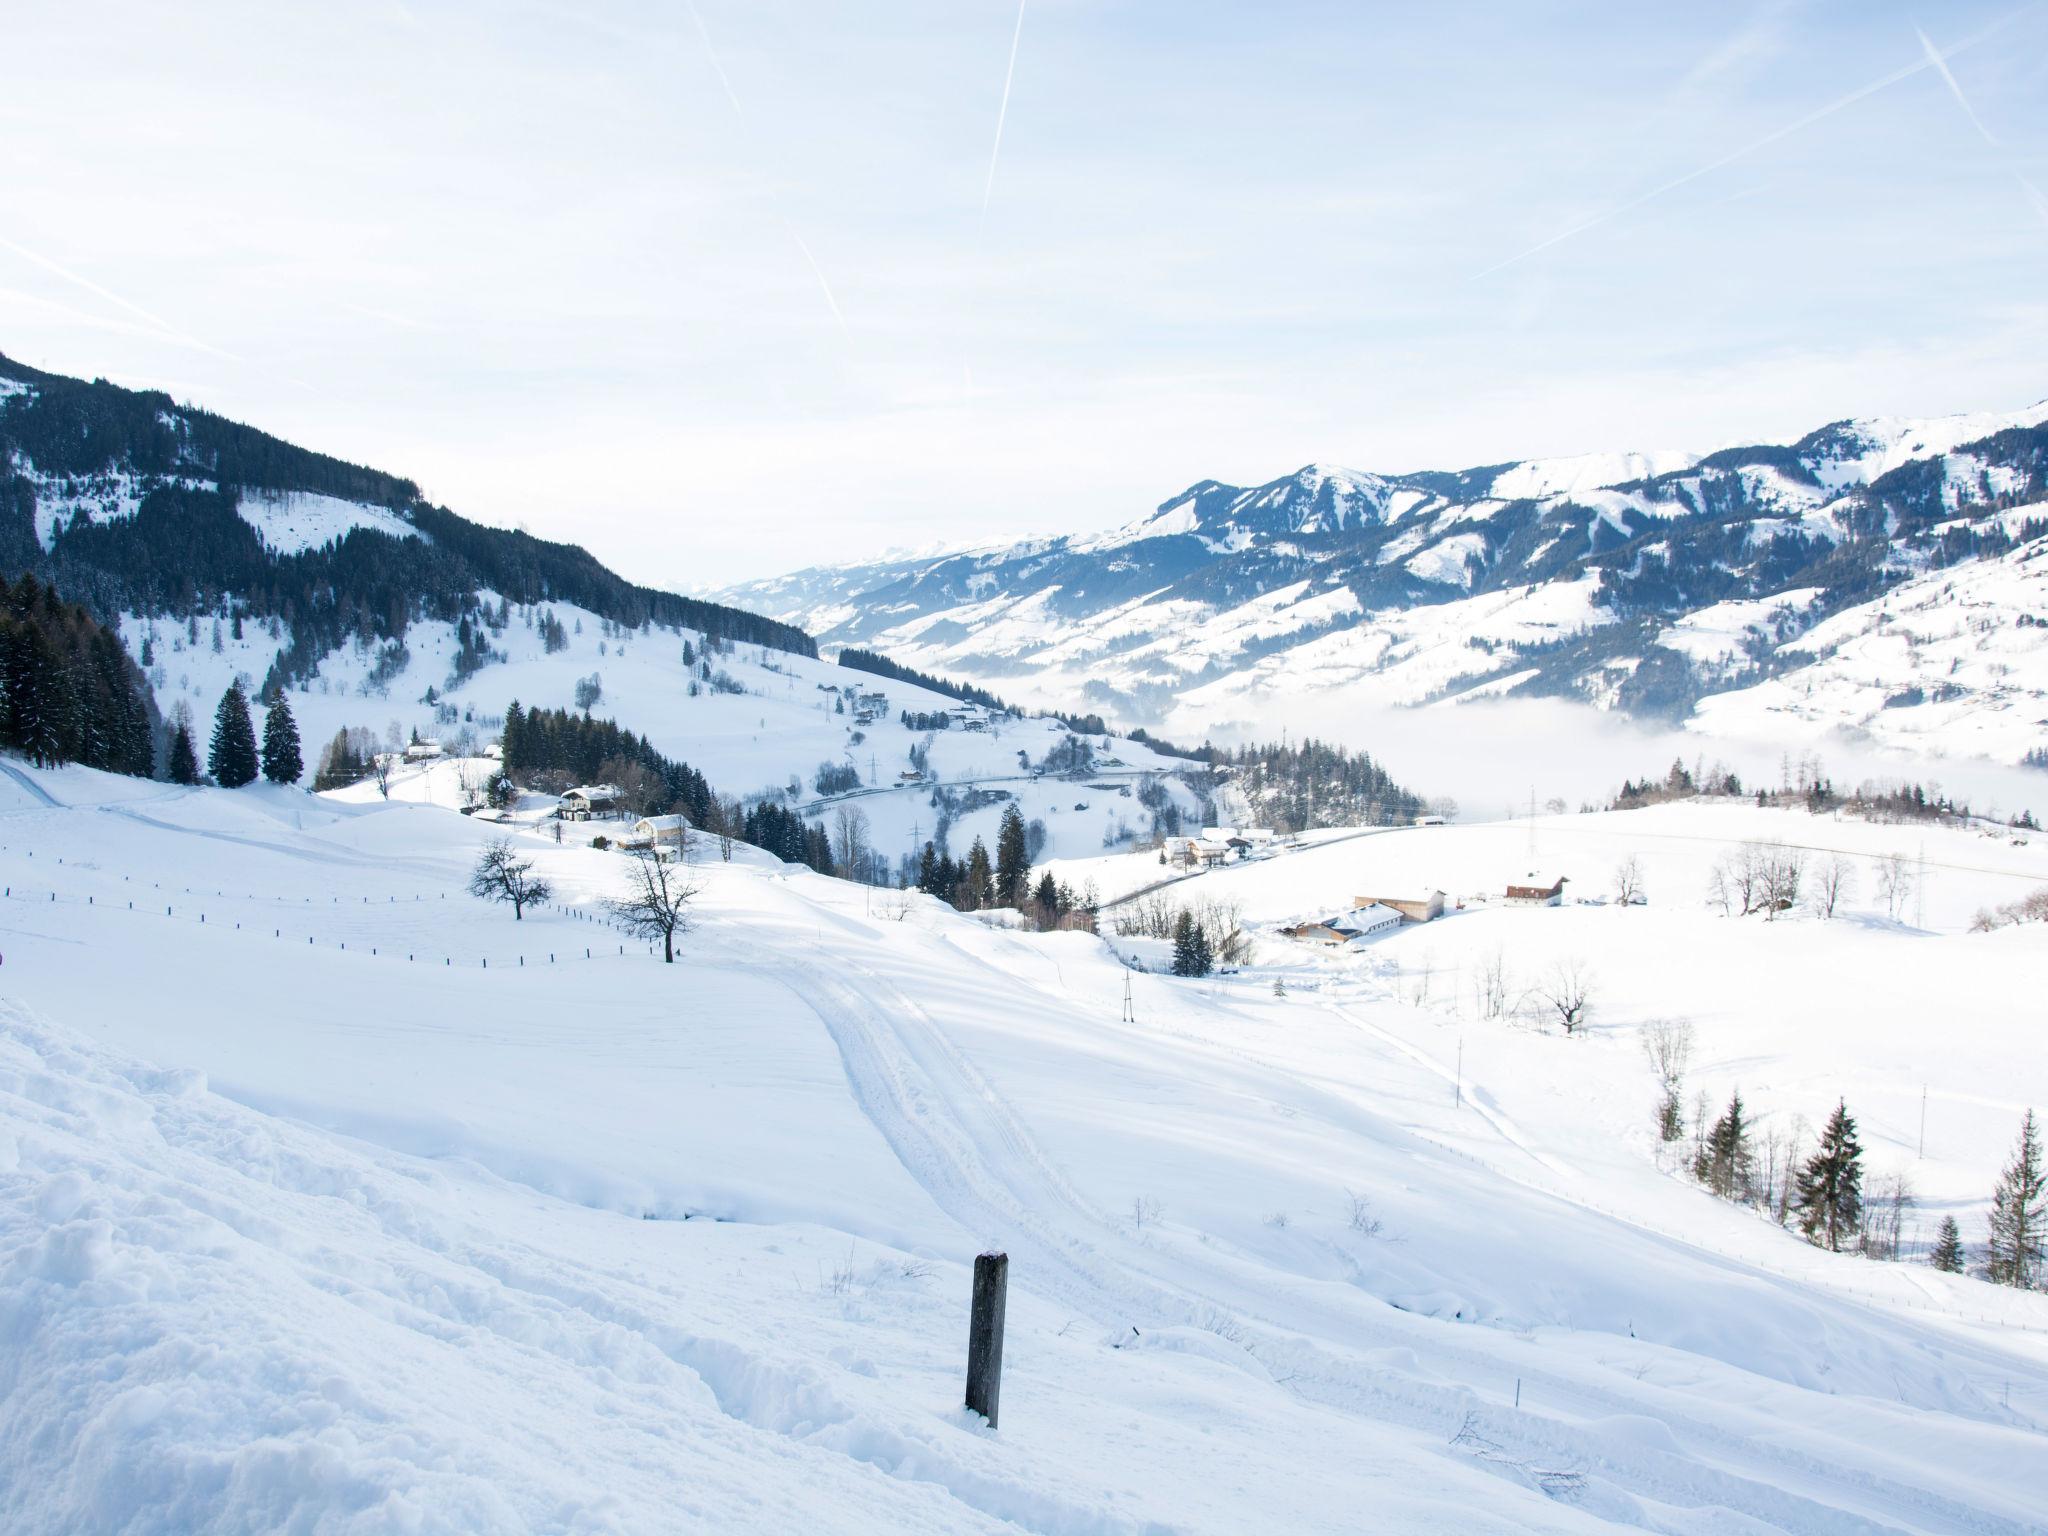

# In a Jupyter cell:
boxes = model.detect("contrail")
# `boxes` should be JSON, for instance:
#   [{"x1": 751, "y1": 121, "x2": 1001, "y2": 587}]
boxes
[
  {"x1": 789, "y1": 228, "x2": 850, "y2": 339},
  {"x1": 1915, "y1": 24, "x2": 1998, "y2": 145},
  {"x1": 981, "y1": 0, "x2": 1029, "y2": 220},
  {"x1": 682, "y1": 0, "x2": 744, "y2": 118},
  {"x1": 1474, "y1": 2, "x2": 2040, "y2": 279},
  {"x1": 2023, "y1": 176, "x2": 2048, "y2": 230},
  {"x1": 0, "y1": 231, "x2": 232, "y2": 358}
]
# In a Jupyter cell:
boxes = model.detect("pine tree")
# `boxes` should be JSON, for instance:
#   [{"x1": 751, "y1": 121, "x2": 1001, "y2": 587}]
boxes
[
  {"x1": 207, "y1": 680, "x2": 259, "y2": 787},
  {"x1": 995, "y1": 803, "x2": 1030, "y2": 908},
  {"x1": 1171, "y1": 910, "x2": 1213, "y2": 977},
  {"x1": 1929, "y1": 1215, "x2": 1965, "y2": 1274},
  {"x1": 964, "y1": 837, "x2": 995, "y2": 911},
  {"x1": 167, "y1": 723, "x2": 200, "y2": 785},
  {"x1": 261, "y1": 696, "x2": 303, "y2": 784},
  {"x1": 1986, "y1": 1109, "x2": 2045, "y2": 1289},
  {"x1": 916, "y1": 840, "x2": 940, "y2": 896},
  {"x1": 1794, "y1": 1100, "x2": 1863, "y2": 1252},
  {"x1": 1694, "y1": 1091, "x2": 1755, "y2": 1201}
]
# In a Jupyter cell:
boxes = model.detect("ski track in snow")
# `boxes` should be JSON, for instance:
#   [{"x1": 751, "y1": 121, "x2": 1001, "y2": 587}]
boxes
[{"x1": 727, "y1": 915, "x2": 2042, "y2": 1536}]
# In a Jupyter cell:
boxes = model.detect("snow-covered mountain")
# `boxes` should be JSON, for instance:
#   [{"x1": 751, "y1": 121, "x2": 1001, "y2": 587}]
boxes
[{"x1": 717, "y1": 403, "x2": 2048, "y2": 763}]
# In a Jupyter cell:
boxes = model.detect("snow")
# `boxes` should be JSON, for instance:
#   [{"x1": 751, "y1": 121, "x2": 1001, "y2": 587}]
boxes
[
  {"x1": 1489, "y1": 449, "x2": 1698, "y2": 501},
  {"x1": 236, "y1": 489, "x2": 421, "y2": 555},
  {"x1": 1654, "y1": 589, "x2": 1822, "y2": 667},
  {"x1": 4, "y1": 767, "x2": 2047, "y2": 1530},
  {"x1": 1803, "y1": 401, "x2": 2048, "y2": 493}
]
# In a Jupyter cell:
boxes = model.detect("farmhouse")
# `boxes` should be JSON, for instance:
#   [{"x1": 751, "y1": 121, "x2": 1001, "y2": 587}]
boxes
[
  {"x1": 1504, "y1": 873, "x2": 1568, "y2": 907},
  {"x1": 1353, "y1": 889, "x2": 1445, "y2": 924},
  {"x1": 627, "y1": 813, "x2": 691, "y2": 849},
  {"x1": 557, "y1": 784, "x2": 624, "y2": 822},
  {"x1": 403, "y1": 739, "x2": 444, "y2": 762},
  {"x1": 1282, "y1": 903, "x2": 1401, "y2": 946}
]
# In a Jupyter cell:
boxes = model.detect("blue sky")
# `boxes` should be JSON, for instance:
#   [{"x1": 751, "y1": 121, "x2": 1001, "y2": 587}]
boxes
[{"x1": 3, "y1": 1, "x2": 2045, "y2": 587}]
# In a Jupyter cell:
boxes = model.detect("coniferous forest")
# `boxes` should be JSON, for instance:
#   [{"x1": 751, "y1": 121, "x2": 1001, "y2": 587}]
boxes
[
  {"x1": 0, "y1": 572, "x2": 155, "y2": 775},
  {"x1": 0, "y1": 353, "x2": 816, "y2": 684}
]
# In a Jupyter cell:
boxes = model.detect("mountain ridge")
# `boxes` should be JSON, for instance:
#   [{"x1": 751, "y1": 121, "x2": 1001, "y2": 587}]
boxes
[{"x1": 715, "y1": 398, "x2": 2048, "y2": 763}]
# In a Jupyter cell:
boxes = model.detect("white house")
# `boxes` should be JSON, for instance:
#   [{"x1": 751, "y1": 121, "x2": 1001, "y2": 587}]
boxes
[
  {"x1": 558, "y1": 784, "x2": 624, "y2": 822},
  {"x1": 1281, "y1": 904, "x2": 1399, "y2": 946},
  {"x1": 403, "y1": 739, "x2": 444, "y2": 762},
  {"x1": 628, "y1": 813, "x2": 691, "y2": 849}
]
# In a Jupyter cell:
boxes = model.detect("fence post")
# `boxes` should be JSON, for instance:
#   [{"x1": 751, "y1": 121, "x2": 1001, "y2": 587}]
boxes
[{"x1": 965, "y1": 1251, "x2": 1008, "y2": 1429}]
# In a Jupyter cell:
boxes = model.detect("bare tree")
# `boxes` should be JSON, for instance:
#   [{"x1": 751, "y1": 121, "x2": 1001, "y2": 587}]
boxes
[
  {"x1": 370, "y1": 751, "x2": 393, "y2": 801},
  {"x1": 830, "y1": 803, "x2": 872, "y2": 881},
  {"x1": 468, "y1": 837, "x2": 551, "y2": 920},
  {"x1": 1814, "y1": 852, "x2": 1854, "y2": 919},
  {"x1": 1473, "y1": 945, "x2": 1510, "y2": 1019},
  {"x1": 608, "y1": 846, "x2": 699, "y2": 963},
  {"x1": 1535, "y1": 957, "x2": 1596, "y2": 1034},
  {"x1": 1759, "y1": 842, "x2": 1805, "y2": 920},
  {"x1": 1642, "y1": 1018, "x2": 1695, "y2": 1142},
  {"x1": 456, "y1": 758, "x2": 488, "y2": 813},
  {"x1": 1613, "y1": 854, "x2": 1645, "y2": 907},
  {"x1": 1874, "y1": 851, "x2": 1914, "y2": 921}
]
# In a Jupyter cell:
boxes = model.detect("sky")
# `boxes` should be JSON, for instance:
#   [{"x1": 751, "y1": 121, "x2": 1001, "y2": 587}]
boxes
[{"x1": 3, "y1": 0, "x2": 2046, "y2": 592}]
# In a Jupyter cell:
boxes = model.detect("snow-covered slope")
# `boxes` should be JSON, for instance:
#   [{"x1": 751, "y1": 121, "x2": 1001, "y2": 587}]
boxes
[
  {"x1": 716, "y1": 401, "x2": 2048, "y2": 765},
  {"x1": 4, "y1": 765, "x2": 2047, "y2": 1532}
]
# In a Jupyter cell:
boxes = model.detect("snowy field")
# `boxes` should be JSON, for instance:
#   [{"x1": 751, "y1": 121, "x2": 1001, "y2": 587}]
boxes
[{"x1": 4, "y1": 762, "x2": 2047, "y2": 1533}]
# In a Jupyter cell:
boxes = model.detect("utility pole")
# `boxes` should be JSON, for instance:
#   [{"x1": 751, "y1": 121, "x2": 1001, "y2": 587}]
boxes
[{"x1": 1121, "y1": 969, "x2": 1135, "y2": 1024}]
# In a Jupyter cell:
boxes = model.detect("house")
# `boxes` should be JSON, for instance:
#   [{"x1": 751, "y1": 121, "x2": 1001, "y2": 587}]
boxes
[
  {"x1": 403, "y1": 739, "x2": 444, "y2": 762},
  {"x1": 1283, "y1": 904, "x2": 1400, "y2": 947},
  {"x1": 557, "y1": 784, "x2": 624, "y2": 821},
  {"x1": 482, "y1": 742, "x2": 503, "y2": 761},
  {"x1": 857, "y1": 691, "x2": 888, "y2": 712},
  {"x1": 1353, "y1": 889, "x2": 1445, "y2": 924},
  {"x1": 1412, "y1": 813, "x2": 1446, "y2": 827},
  {"x1": 1504, "y1": 873, "x2": 1567, "y2": 907},
  {"x1": 628, "y1": 813, "x2": 691, "y2": 849},
  {"x1": 897, "y1": 769, "x2": 924, "y2": 783}
]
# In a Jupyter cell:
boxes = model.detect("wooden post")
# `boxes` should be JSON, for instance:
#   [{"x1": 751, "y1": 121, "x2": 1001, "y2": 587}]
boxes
[{"x1": 965, "y1": 1250, "x2": 1008, "y2": 1429}]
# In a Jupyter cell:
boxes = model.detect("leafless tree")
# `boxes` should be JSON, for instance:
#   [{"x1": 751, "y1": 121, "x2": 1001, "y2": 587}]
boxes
[
  {"x1": 608, "y1": 846, "x2": 699, "y2": 963},
  {"x1": 1613, "y1": 855, "x2": 1645, "y2": 907},
  {"x1": 1535, "y1": 957, "x2": 1596, "y2": 1034},
  {"x1": 1861, "y1": 1172, "x2": 1916, "y2": 1261},
  {"x1": 1642, "y1": 1018, "x2": 1695, "y2": 1142},
  {"x1": 1814, "y1": 852, "x2": 1854, "y2": 919},
  {"x1": 468, "y1": 837, "x2": 551, "y2": 920},
  {"x1": 1759, "y1": 842, "x2": 1805, "y2": 920},
  {"x1": 1874, "y1": 851, "x2": 1914, "y2": 921},
  {"x1": 370, "y1": 751, "x2": 393, "y2": 800},
  {"x1": 456, "y1": 758, "x2": 488, "y2": 813},
  {"x1": 830, "y1": 803, "x2": 872, "y2": 880},
  {"x1": 1473, "y1": 945, "x2": 1510, "y2": 1020}
]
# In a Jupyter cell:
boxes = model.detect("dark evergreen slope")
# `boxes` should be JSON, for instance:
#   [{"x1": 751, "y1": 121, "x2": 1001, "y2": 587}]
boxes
[
  {"x1": 0, "y1": 572, "x2": 155, "y2": 775},
  {"x1": 0, "y1": 352, "x2": 816, "y2": 670}
]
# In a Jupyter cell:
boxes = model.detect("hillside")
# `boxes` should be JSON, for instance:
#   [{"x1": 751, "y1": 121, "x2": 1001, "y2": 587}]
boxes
[
  {"x1": 715, "y1": 404, "x2": 2048, "y2": 764},
  {"x1": 0, "y1": 350, "x2": 814, "y2": 674},
  {"x1": 5, "y1": 763, "x2": 2048, "y2": 1532}
]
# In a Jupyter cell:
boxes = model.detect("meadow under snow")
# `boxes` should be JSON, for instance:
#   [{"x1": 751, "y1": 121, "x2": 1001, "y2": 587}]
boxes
[{"x1": 3, "y1": 757, "x2": 2047, "y2": 1534}]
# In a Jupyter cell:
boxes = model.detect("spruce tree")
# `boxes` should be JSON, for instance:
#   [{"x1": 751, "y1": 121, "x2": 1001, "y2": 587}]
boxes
[
  {"x1": 964, "y1": 837, "x2": 995, "y2": 911},
  {"x1": 1929, "y1": 1215, "x2": 1965, "y2": 1274},
  {"x1": 995, "y1": 803, "x2": 1030, "y2": 908},
  {"x1": 167, "y1": 723, "x2": 200, "y2": 785},
  {"x1": 1171, "y1": 910, "x2": 1213, "y2": 977},
  {"x1": 1694, "y1": 1092, "x2": 1754, "y2": 1202},
  {"x1": 916, "y1": 841, "x2": 940, "y2": 896},
  {"x1": 1794, "y1": 1100, "x2": 1863, "y2": 1252},
  {"x1": 261, "y1": 696, "x2": 303, "y2": 784},
  {"x1": 1986, "y1": 1109, "x2": 2045, "y2": 1289},
  {"x1": 208, "y1": 681, "x2": 260, "y2": 787}
]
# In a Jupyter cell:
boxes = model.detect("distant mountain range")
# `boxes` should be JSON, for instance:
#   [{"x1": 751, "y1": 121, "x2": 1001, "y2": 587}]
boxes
[{"x1": 717, "y1": 403, "x2": 2048, "y2": 765}]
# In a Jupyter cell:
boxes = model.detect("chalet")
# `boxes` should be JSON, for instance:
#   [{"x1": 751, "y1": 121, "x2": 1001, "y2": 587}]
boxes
[
  {"x1": 482, "y1": 742, "x2": 503, "y2": 761},
  {"x1": 403, "y1": 739, "x2": 445, "y2": 762},
  {"x1": 1352, "y1": 889, "x2": 1445, "y2": 924},
  {"x1": 1504, "y1": 873, "x2": 1567, "y2": 907},
  {"x1": 628, "y1": 813, "x2": 691, "y2": 849},
  {"x1": 1412, "y1": 813, "x2": 1446, "y2": 827},
  {"x1": 557, "y1": 784, "x2": 624, "y2": 822},
  {"x1": 897, "y1": 769, "x2": 924, "y2": 783}
]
